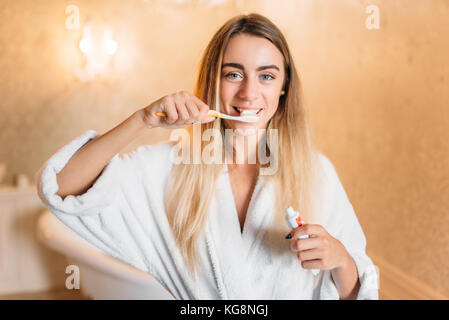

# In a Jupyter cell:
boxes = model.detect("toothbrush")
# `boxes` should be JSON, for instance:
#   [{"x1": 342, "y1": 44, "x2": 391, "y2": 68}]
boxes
[
  {"x1": 285, "y1": 206, "x2": 320, "y2": 276},
  {"x1": 154, "y1": 110, "x2": 259, "y2": 123}
]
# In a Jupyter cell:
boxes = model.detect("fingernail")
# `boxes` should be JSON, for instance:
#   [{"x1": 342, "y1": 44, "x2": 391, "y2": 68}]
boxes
[{"x1": 285, "y1": 233, "x2": 292, "y2": 240}]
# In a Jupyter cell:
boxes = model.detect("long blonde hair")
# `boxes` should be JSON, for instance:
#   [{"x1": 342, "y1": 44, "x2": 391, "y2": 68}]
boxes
[{"x1": 165, "y1": 13, "x2": 320, "y2": 278}]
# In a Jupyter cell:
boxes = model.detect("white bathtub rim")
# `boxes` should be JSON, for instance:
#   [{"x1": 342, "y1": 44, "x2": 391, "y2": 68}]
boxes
[{"x1": 36, "y1": 209, "x2": 175, "y2": 297}]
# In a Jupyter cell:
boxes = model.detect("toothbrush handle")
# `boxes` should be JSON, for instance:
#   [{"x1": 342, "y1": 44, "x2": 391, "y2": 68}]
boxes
[
  {"x1": 155, "y1": 110, "x2": 253, "y2": 123},
  {"x1": 154, "y1": 110, "x2": 220, "y2": 118}
]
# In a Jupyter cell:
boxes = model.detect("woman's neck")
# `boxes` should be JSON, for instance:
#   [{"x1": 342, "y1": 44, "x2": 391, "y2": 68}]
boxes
[{"x1": 225, "y1": 131, "x2": 266, "y2": 166}]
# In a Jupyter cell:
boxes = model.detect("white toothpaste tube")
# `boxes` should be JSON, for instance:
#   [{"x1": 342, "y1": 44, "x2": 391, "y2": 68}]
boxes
[{"x1": 285, "y1": 206, "x2": 320, "y2": 276}]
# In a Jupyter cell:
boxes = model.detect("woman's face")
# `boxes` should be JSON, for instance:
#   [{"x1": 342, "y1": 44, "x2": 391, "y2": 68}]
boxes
[{"x1": 220, "y1": 33, "x2": 286, "y2": 135}]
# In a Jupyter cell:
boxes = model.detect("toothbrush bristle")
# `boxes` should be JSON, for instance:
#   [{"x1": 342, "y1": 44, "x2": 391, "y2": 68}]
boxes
[{"x1": 241, "y1": 116, "x2": 259, "y2": 123}]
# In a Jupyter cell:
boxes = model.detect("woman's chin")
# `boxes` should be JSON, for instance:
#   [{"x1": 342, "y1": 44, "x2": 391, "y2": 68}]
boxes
[
  {"x1": 223, "y1": 118, "x2": 268, "y2": 136},
  {"x1": 234, "y1": 127, "x2": 257, "y2": 136}
]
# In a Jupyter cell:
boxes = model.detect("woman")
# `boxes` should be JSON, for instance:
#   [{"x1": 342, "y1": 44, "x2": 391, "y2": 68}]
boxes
[{"x1": 36, "y1": 13, "x2": 378, "y2": 300}]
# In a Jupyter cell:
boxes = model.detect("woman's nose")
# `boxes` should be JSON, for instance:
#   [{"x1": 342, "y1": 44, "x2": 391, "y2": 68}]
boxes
[{"x1": 238, "y1": 77, "x2": 259, "y2": 101}]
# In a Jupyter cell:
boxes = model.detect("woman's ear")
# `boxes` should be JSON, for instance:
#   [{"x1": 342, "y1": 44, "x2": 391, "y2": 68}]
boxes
[{"x1": 280, "y1": 90, "x2": 285, "y2": 96}]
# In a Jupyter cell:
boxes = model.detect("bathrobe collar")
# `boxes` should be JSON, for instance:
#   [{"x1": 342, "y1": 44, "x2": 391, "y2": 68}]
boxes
[{"x1": 205, "y1": 165, "x2": 278, "y2": 299}]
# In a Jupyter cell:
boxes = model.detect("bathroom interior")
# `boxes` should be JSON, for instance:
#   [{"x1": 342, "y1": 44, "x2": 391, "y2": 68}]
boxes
[{"x1": 0, "y1": 0, "x2": 448, "y2": 300}]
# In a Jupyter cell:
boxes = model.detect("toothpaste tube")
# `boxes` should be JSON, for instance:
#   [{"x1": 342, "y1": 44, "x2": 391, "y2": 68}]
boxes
[
  {"x1": 285, "y1": 206, "x2": 306, "y2": 234},
  {"x1": 285, "y1": 206, "x2": 320, "y2": 276}
]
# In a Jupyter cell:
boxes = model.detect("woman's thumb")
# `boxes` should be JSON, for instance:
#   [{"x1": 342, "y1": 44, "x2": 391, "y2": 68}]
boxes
[{"x1": 202, "y1": 116, "x2": 216, "y2": 123}]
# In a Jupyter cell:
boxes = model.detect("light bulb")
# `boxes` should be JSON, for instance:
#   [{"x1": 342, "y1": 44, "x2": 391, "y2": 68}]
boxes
[
  {"x1": 104, "y1": 39, "x2": 118, "y2": 55},
  {"x1": 79, "y1": 37, "x2": 91, "y2": 53}
]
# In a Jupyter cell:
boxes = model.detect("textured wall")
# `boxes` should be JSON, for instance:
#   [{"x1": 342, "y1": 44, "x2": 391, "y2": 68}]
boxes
[
  {"x1": 0, "y1": 0, "x2": 239, "y2": 186},
  {"x1": 0, "y1": 0, "x2": 447, "y2": 296},
  {"x1": 284, "y1": 0, "x2": 449, "y2": 297}
]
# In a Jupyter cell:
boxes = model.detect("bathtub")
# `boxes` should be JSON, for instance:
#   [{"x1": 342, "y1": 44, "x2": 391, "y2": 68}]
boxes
[{"x1": 36, "y1": 209, "x2": 175, "y2": 300}]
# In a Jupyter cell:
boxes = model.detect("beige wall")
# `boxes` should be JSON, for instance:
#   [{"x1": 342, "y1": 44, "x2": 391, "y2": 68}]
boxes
[{"x1": 0, "y1": 0, "x2": 447, "y2": 297}]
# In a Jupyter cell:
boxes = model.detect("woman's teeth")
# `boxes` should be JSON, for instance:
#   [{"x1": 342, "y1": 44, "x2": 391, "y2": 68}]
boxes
[{"x1": 233, "y1": 107, "x2": 262, "y2": 115}]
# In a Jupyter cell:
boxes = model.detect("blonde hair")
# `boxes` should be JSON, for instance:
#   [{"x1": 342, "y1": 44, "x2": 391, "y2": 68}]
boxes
[{"x1": 165, "y1": 13, "x2": 320, "y2": 278}]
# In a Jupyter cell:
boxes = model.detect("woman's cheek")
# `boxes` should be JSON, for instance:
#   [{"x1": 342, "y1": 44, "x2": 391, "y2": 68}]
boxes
[{"x1": 266, "y1": 98, "x2": 280, "y2": 118}]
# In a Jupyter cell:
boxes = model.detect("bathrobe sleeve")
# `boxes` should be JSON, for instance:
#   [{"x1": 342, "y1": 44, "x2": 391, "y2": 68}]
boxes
[
  {"x1": 36, "y1": 129, "x2": 166, "y2": 273},
  {"x1": 313, "y1": 154, "x2": 379, "y2": 300},
  {"x1": 37, "y1": 130, "x2": 121, "y2": 217}
]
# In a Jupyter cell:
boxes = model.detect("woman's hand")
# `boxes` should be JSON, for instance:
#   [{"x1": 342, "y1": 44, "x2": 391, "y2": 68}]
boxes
[
  {"x1": 288, "y1": 224, "x2": 351, "y2": 271},
  {"x1": 289, "y1": 224, "x2": 361, "y2": 299},
  {"x1": 140, "y1": 91, "x2": 216, "y2": 129}
]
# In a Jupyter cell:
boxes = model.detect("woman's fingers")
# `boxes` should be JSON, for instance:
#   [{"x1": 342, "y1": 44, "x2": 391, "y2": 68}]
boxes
[
  {"x1": 184, "y1": 98, "x2": 201, "y2": 122},
  {"x1": 143, "y1": 91, "x2": 213, "y2": 128},
  {"x1": 173, "y1": 93, "x2": 191, "y2": 124},
  {"x1": 290, "y1": 224, "x2": 324, "y2": 240},
  {"x1": 191, "y1": 94, "x2": 210, "y2": 112},
  {"x1": 191, "y1": 95, "x2": 214, "y2": 123},
  {"x1": 301, "y1": 259, "x2": 322, "y2": 270},
  {"x1": 182, "y1": 92, "x2": 212, "y2": 124},
  {"x1": 164, "y1": 91, "x2": 209, "y2": 125},
  {"x1": 288, "y1": 224, "x2": 348, "y2": 271},
  {"x1": 163, "y1": 97, "x2": 178, "y2": 124},
  {"x1": 290, "y1": 236, "x2": 323, "y2": 252},
  {"x1": 296, "y1": 248, "x2": 324, "y2": 262}
]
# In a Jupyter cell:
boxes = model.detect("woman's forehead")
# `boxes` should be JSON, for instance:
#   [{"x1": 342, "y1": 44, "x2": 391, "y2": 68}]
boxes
[{"x1": 222, "y1": 34, "x2": 284, "y2": 70}]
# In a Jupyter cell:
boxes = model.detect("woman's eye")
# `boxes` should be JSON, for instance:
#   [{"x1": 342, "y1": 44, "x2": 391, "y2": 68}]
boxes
[
  {"x1": 261, "y1": 74, "x2": 275, "y2": 81},
  {"x1": 225, "y1": 72, "x2": 242, "y2": 80},
  {"x1": 224, "y1": 72, "x2": 275, "y2": 81}
]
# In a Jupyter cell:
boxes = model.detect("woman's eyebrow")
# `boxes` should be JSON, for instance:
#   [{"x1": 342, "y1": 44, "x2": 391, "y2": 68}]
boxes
[{"x1": 222, "y1": 62, "x2": 280, "y2": 72}]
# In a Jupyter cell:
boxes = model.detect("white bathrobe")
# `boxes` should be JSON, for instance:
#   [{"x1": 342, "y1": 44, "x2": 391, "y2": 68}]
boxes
[{"x1": 36, "y1": 129, "x2": 379, "y2": 300}]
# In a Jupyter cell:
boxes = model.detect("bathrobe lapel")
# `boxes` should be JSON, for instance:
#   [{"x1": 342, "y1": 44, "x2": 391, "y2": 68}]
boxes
[{"x1": 205, "y1": 167, "x2": 279, "y2": 299}]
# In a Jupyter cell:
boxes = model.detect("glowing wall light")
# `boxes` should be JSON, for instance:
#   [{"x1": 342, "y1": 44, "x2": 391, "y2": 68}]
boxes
[
  {"x1": 79, "y1": 37, "x2": 91, "y2": 53},
  {"x1": 78, "y1": 36, "x2": 117, "y2": 55},
  {"x1": 76, "y1": 22, "x2": 118, "y2": 81},
  {"x1": 103, "y1": 38, "x2": 118, "y2": 55}
]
